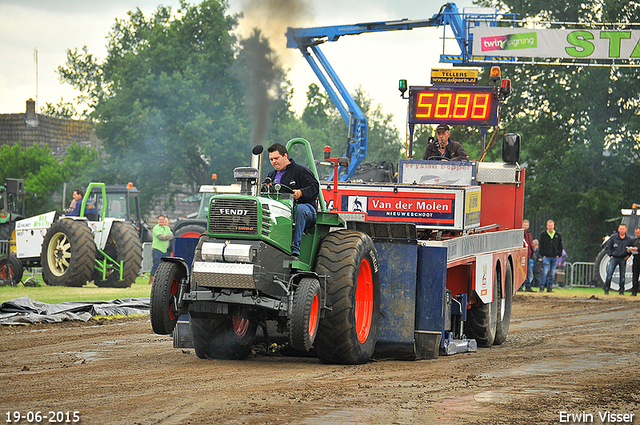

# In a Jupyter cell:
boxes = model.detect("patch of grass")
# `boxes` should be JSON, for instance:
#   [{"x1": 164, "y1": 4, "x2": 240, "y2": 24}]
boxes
[
  {"x1": 0, "y1": 273, "x2": 152, "y2": 304},
  {"x1": 519, "y1": 285, "x2": 639, "y2": 299}
]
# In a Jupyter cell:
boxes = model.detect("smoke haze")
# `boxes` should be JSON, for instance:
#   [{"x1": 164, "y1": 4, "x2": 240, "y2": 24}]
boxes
[{"x1": 235, "y1": 0, "x2": 312, "y2": 147}]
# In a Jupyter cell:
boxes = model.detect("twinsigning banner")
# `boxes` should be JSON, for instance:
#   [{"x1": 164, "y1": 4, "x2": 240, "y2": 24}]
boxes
[{"x1": 470, "y1": 27, "x2": 640, "y2": 60}]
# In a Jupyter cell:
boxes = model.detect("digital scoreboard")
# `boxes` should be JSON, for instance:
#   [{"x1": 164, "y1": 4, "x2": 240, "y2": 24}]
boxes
[{"x1": 408, "y1": 86, "x2": 499, "y2": 126}]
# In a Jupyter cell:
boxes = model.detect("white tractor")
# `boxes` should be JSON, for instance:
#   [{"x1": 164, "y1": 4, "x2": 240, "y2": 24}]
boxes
[{"x1": 9, "y1": 183, "x2": 142, "y2": 287}]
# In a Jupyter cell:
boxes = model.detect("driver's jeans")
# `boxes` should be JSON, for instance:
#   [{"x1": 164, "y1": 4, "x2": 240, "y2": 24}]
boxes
[{"x1": 292, "y1": 203, "x2": 317, "y2": 256}]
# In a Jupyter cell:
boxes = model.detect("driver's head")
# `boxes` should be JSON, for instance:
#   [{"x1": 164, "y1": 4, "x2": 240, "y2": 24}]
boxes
[
  {"x1": 268, "y1": 143, "x2": 291, "y2": 171},
  {"x1": 436, "y1": 124, "x2": 450, "y2": 145}
]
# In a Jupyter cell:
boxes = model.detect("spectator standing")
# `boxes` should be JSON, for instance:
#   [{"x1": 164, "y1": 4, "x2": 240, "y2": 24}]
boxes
[
  {"x1": 603, "y1": 223, "x2": 632, "y2": 295},
  {"x1": 522, "y1": 219, "x2": 534, "y2": 292},
  {"x1": 628, "y1": 227, "x2": 640, "y2": 296},
  {"x1": 150, "y1": 214, "x2": 173, "y2": 285},
  {"x1": 538, "y1": 220, "x2": 563, "y2": 293},
  {"x1": 531, "y1": 239, "x2": 542, "y2": 290}
]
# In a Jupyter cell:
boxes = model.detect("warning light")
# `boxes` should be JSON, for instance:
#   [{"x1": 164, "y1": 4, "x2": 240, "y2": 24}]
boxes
[
  {"x1": 490, "y1": 66, "x2": 501, "y2": 82},
  {"x1": 500, "y1": 78, "x2": 511, "y2": 97},
  {"x1": 212, "y1": 173, "x2": 218, "y2": 181},
  {"x1": 399, "y1": 79, "x2": 408, "y2": 97},
  {"x1": 324, "y1": 146, "x2": 331, "y2": 160},
  {"x1": 127, "y1": 182, "x2": 134, "y2": 190}
]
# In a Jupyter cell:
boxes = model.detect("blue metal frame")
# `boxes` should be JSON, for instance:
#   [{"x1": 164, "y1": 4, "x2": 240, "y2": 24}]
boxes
[{"x1": 286, "y1": 3, "x2": 512, "y2": 180}]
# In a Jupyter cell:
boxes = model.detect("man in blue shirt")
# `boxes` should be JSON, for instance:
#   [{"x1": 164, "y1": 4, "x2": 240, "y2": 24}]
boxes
[{"x1": 67, "y1": 188, "x2": 98, "y2": 218}]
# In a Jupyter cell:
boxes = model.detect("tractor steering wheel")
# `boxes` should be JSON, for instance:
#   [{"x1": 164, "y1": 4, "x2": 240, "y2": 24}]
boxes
[{"x1": 427, "y1": 156, "x2": 449, "y2": 161}]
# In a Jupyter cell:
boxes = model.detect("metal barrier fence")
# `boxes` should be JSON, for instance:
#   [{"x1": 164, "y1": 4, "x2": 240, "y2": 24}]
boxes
[
  {"x1": 0, "y1": 240, "x2": 9, "y2": 256},
  {"x1": 565, "y1": 262, "x2": 596, "y2": 288}
]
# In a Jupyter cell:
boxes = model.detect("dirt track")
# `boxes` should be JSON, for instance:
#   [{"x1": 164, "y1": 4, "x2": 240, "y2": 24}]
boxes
[{"x1": 1, "y1": 293, "x2": 639, "y2": 425}]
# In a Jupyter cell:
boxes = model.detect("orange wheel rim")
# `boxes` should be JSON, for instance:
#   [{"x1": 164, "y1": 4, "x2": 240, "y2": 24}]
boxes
[
  {"x1": 180, "y1": 231, "x2": 202, "y2": 238},
  {"x1": 355, "y1": 258, "x2": 373, "y2": 343},
  {"x1": 233, "y1": 315, "x2": 249, "y2": 338},
  {"x1": 309, "y1": 293, "x2": 319, "y2": 337}
]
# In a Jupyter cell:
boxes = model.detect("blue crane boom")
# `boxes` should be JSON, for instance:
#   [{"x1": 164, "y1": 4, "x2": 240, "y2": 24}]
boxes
[{"x1": 285, "y1": 3, "x2": 496, "y2": 180}]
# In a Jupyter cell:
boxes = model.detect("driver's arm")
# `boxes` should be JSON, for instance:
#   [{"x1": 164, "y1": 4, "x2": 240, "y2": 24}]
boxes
[{"x1": 450, "y1": 142, "x2": 469, "y2": 161}]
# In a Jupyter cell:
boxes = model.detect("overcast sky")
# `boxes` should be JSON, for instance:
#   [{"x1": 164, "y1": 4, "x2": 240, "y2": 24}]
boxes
[{"x1": 0, "y1": 0, "x2": 477, "y2": 135}]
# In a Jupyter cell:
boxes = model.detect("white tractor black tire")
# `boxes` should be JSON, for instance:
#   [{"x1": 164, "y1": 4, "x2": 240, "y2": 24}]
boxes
[
  {"x1": 594, "y1": 248, "x2": 632, "y2": 292},
  {"x1": 41, "y1": 219, "x2": 97, "y2": 287},
  {"x1": 93, "y1": 221, "x2": 142, "y2": 288}
]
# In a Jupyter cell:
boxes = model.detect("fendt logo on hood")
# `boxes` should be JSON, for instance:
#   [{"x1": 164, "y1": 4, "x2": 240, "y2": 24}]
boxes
[{"x1": 219, "y1": 208, "x2": 249, "y2": 216}]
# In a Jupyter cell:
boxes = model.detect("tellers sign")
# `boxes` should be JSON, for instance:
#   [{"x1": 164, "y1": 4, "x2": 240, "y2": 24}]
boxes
[{"x1": 408, "y1": 86, "x2": 498, "y2": 126}]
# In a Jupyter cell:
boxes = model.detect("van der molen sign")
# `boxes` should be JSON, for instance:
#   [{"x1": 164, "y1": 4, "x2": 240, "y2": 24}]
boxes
[{"x1": 470, "y1": 27, "x2": 640, "y2": 60}]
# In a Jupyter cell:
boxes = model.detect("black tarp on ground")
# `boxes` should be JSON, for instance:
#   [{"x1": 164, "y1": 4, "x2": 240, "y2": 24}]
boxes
[{"x1": 0, "y1": 296, "x2": 150, "y2": 325}]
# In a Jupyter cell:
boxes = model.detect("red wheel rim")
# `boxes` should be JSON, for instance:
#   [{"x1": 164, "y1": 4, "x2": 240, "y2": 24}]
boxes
[
  {"x1": 180, "y1": 231, "x2": 202, "y2": 238},
  {"x1": 309, "y1": 293, "x2": 319, "y2": 337},
  {"x1": 232, "y1": 315, "x2": 249, "y2": 338},
  {"x1": 0, "y1": 261, "x2": 12, "y2": 280},
  {"x1": 355, "y1": 258, "x2": 373, "y2": 343},
  {"x1": 168, "y1": 277, "x2": 179, "y2": 321}
]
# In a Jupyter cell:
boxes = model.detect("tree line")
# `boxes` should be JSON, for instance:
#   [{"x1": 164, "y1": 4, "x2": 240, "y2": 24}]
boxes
[{"x1": 2, "y1": 0, "x2": 639, "y2": 262}]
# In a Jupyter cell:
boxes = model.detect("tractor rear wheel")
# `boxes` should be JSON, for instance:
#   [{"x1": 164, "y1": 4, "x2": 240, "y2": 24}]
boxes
[
  {"x1": 174, "y1": 224, "x2": 206, "y2": 239},
  {"x1": 0, "y1": 254, "x2": 23, "y2": 286},
  {"x1": 150, "y1": 261, "x2": 185, "y2": 335},
  {"x1": 190, "y1": 313, "x2": 257, "y2": 360},
  {"x1": 595, "y1": 248, "x2": 632, "y2": 292},
  {"x1": 467, "y1": 265, "x2": 499, "y2": 347},
  {"x1": 314, "y1": 230, "x2": 380, "y2": 365},
  {"x1": 494, "y1": 261, "x2": 513, "y2": 345},
  {"x1": 289, "y1": 277, "x2": 321, "y2": 352},
  {"x1": 41, "y1": 219, "x2": 96, "y2": 287},
  {"x1": 0, "y1": 222, "x2": 15, "y2": 252},
  {"x1": 93, "y1": 221, "x2": 142, "y2": 288}
]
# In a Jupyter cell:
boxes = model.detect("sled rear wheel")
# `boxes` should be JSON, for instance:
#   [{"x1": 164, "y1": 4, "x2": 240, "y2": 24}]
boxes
[
  {"x1": 494, "y1": 261, "x2": 513, "y2": 345},
  {"x1": 467, "y1": 264, "x2": 499, "y2": 347}
]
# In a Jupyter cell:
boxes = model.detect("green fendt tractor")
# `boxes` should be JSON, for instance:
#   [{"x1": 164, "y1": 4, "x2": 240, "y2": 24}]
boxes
[{"x1": 150, "y1": 138, "x2": 381, "y2": 364}]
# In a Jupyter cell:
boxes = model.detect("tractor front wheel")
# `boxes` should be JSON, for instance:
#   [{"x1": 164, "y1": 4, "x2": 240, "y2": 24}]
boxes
[
  {"x1": 41, "y1": 219, "x2": 96, "y2": 287},
  {"x1": 150, "y1": 261, "x2": 185, "y2": 335},
  {"x1": 289, "y1": 277, "x2": 321, "y2": 352},
  {"x1": 314, "y1": 230, "x2": 380, "y2": 365},
  {"x1": 190, "y1": 313, "x2": 257, "y2": 360}
]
